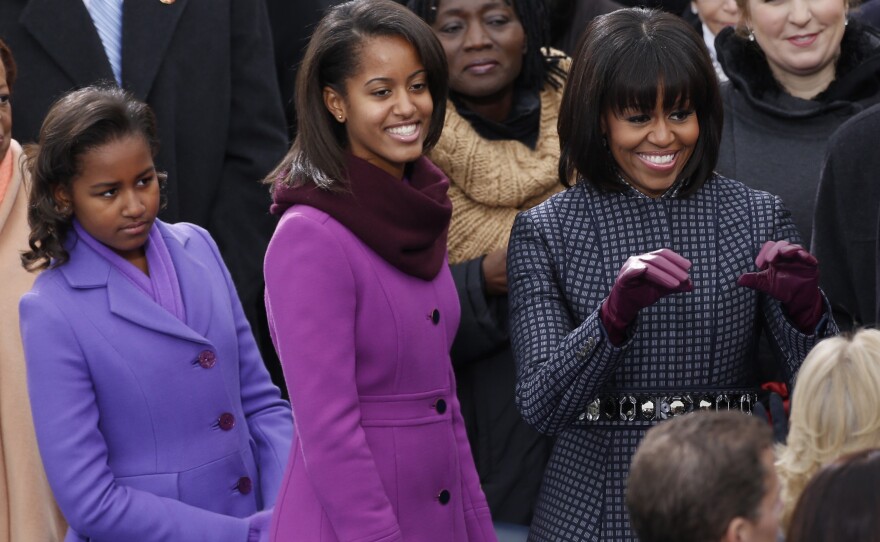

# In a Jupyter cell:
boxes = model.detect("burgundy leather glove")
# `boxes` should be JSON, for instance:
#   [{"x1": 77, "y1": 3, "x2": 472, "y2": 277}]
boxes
[
  {"x1": 247, "y1": 509, "x2": 273, "y2": 542},
  {"x1": 737, "y1": 240, "x2": 823, "y2": 333},
  {"x1": 600, "y1": 249, "x2": 693, "y2": 345}
]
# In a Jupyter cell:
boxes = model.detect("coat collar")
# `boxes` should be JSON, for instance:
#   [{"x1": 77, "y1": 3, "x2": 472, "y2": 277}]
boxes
[
  {"x1": 20, "y1": 0, "x2": 189, "y2": 99},
  {"x1": 59, "y1": 220, "x2": 212, "y2": 345}
]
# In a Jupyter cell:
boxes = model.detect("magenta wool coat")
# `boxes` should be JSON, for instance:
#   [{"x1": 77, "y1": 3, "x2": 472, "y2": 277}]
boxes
[
  {"x1": 264, "y1": 205, "x2": 497, "y2": 542},
  {"x1": 19, "y1": 221, "x2": 292, "y2": 542}
]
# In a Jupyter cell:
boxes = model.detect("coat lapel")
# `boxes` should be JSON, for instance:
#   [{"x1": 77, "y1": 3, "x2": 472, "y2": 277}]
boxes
[
  {"x1": 123, "y1": 0, "x2": 189, "y2": 100},
  {"x1": 20, "y1": 0, "x2": 114, "y2": 86},
  {"x1": 60, "y1": 226, "x2": 211, "y2": 345}
]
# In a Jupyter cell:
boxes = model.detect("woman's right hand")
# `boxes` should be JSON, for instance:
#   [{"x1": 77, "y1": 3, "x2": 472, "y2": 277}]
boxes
[
  {"x1": 600, "y1": 248, "x2": 693, "y2": 345},
  {"x1": 482, "y1": 247, "x2": 508, "y2": 296},
  {"x1": 246, "y1": 509, "x2": 273, "y2": 542}
]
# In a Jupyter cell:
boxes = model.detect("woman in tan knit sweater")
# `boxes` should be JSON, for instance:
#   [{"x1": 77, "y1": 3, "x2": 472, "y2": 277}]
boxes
[{"x1": 407, "y1": 0, "x2": 569, "y2": 528}]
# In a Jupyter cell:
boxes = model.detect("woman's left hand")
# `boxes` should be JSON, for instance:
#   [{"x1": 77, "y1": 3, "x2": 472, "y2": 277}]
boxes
[{"x1": 737, "y1": 240, "x2": 823, "y2": 333}]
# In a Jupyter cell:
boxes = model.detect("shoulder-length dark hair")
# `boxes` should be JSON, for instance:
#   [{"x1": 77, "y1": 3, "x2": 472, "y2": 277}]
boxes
[
  {"x1": 267, "y1": 0, "x2": 448, "y2": 191},
  {"x1": 787, "y1": 448, "x2": 880, "y2": 542},
  {"x1": 0, "y1": 38, "x2": 17, "y2": 91},
  {"x1": 406, "y1": 0, "x2": 567, "y2": 92},
  {"x1": 558, "y1": 8, "x2": 722, "y2": 197},
  {"x1": 21, "y1": 85, "x2": 164, "y2": 271}
]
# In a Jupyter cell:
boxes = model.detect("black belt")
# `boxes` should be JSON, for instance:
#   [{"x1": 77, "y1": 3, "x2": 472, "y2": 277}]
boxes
[{"x1": 576, "y1": 389, "x2": 759, "y2": 424}]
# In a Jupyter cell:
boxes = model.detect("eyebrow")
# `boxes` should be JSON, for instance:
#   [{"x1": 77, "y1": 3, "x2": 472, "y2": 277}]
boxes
[
  {"x1": 88, "y1": 166, "x2": 155, "y2": 189},
  {"x1": 363, "y1": 69, "x2": 428, "y2": 87}
]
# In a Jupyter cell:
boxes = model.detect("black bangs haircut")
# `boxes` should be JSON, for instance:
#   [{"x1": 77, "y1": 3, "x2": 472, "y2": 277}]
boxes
[
  {"x1": 267, "y1": 0, "x2": 448, "y2": 191},
  {"x1": 407, "y1": 0, "x2": 566, "y2": 92},
  {"x1": 558, "y1": 8, "x2": 722, "y2": 197}
]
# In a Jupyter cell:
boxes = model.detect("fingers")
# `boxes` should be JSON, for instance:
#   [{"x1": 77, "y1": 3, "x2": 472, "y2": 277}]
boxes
[
  {"x1": 736, "y1": 269, "x2": 771, "y2": 293},
  {"x1": 754, "y1": 240, "x2": 816, "y2": 268},
  {"x1": 642, "y1": 249, "x2": 691, "y2": 289}
]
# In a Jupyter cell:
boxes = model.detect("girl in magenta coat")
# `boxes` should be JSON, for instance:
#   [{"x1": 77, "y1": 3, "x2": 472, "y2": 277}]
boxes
[{"x1": 263, "y1": 1, "x2": 496, "y2": 541}]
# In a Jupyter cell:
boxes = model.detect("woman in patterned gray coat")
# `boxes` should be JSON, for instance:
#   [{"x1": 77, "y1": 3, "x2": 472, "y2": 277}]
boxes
[{"x1": 507, "y1": 8, "x2": 837, "y2": 541}]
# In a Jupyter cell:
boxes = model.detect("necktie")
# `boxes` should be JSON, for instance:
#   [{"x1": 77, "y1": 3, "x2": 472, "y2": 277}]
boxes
[{"x1": 87, "y1": 0, "x2": 123, "y2": 85}]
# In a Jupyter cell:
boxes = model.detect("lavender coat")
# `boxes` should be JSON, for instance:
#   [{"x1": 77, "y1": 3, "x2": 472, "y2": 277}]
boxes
[
  {"x1": 264, "y1": 206, "x2": 496, "y2": 542},
  {"x1": 19, "y1": 221, "x2": 292, "y2": 542}
]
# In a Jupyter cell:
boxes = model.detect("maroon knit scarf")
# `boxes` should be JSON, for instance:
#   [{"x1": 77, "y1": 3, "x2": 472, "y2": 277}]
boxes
[{"x1": 270, "y1": 155, "x2": 452, "y2": 280}]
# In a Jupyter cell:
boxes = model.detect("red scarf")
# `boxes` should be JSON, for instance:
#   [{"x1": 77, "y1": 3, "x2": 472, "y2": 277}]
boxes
[{"x1": 271, "y1": 155, "x2": 452, "y2": 280}]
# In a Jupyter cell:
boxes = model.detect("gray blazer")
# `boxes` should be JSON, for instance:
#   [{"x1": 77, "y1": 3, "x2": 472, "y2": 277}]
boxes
[{"x1": 507, "y1": 175, "x2": 836, "y2": 541}]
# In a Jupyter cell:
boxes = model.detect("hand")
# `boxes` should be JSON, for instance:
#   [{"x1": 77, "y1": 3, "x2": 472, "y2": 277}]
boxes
[
  {"x1": 482, "y1": 247, "x2": 508, "y2": 296},
  {"x1": 600, "y1": 249, "x2": 693, "y2": 345},
  {"x1": 737, "y1": 240, "x2": 822, "y2": 333},
  {"x1": 246, "y1": 509, "x2": 273, "y2": 542},
  {"x1": 753, "y1": 390, "x2": 789, "y2": 444}
]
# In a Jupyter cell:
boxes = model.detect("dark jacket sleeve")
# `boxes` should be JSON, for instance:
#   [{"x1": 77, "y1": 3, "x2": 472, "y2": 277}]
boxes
[{"x1": 449, "y1": 258, "x2": 510, "y2": 367}]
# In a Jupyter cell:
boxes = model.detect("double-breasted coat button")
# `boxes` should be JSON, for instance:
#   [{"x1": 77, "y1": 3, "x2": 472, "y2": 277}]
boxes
[
  {"x1": 431, "y1": 309, "x2": 440, "y2": 325},
  {"x1": 434, "y1": 399, "x2": 447, "y2": 414},
  {"x1": 438, "y1": 489, "x2": 451, "y2": 505},
  {"x1": 197, "y1": 350, "x2": 216, "y2": 369},
  {"x1": 237, "y1": 476, "x2": 253, "y2": 495},
  {"x1": 218, "y1": 413, "x2": 235, "y2": 431}
]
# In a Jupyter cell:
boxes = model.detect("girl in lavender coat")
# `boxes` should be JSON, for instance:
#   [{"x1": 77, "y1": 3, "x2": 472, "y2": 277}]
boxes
[
  {"x1": 262, "y1": 1, "x2": 496, "y2": 540},
  {"x1": 18, "y1": 87, "x2": 292, "y2": 542}
]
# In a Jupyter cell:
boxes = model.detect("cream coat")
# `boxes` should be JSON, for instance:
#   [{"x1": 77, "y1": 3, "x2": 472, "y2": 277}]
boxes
[{"x1": 0, "y1": 139, "x2": 66, "y2": 541}]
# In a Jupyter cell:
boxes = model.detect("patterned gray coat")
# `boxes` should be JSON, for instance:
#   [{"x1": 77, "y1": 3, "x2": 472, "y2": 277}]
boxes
[{"x1": 507, "y1": 175, "x2": 837, "y2": 541}]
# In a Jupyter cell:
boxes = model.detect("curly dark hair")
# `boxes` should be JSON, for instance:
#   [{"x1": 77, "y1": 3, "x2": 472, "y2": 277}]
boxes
[
  {"x1": 21, "y1": 85, "x2": 165, "y2": 271},
  {"x1": 0, "y1": 38, "x2": 16, "y2": 92}
]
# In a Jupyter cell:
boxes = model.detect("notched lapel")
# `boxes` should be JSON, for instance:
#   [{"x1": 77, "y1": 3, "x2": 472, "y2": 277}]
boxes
[
  {"x1": 20, "y1": 0, "x2": 115, "y2": 86},
  {"x1": 123, "y1": 0, "x2": 190, "y2": 100},
  {"x1": 161, "y1": 223, "x2": 216, "y2": 341},
  {"x1": 107, "y1": 270, "x2": 209, "y2": 345}
]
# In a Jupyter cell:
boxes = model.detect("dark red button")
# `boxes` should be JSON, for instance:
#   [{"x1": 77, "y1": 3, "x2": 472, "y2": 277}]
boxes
[
  {"x1": 237, "y1": 476, "x2": 252, "y2": 494},
  {"x1": 438, "y1": 489, "x2": 450, "y2": 505},
  {"x1": 218, "y1": 413, "x2": 235, "y2": 431},
  {"x1": 198, "y1": 350, "x2": 216, "y2": 369},
  {"x1": 434, "y1": 399, "x2": 447, "y2": 414},
  {"x1": 431, "y1": 309, "x2": 440, "y2": 325}
]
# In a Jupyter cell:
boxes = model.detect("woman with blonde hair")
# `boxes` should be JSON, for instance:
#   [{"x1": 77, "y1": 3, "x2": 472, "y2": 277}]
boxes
[{"x1": 777, "y1": 328, "x2": 880, "y2": 533}]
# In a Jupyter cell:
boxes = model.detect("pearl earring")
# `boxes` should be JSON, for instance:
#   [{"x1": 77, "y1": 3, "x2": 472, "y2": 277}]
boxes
[{"x1": 748, "y1": 30, "x2": 755, "y2": 42}]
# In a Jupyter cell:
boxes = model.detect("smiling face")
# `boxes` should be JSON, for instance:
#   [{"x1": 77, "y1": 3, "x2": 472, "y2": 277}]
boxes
[
  {"x1": 0, "y1": 59, "x2": 11, "y2": 162},
  {"x1": 324, "y1": 35, "x2": 433, "y2": 179},
  {"x1": 602, "y1": 94, "x2": 700, "y2": 198},
  {"x1": 747, "y1": 0, "x2": 846, "y2": 85},
  {"x1": 693, "y1": 0, "x2": 741, "y2": 36},
  {"x1": 429, "y1": 0, "x2": 525, "y2": 101},
  {"x1": 55, "y1": 135, "x2": 160, "y2": 272}
]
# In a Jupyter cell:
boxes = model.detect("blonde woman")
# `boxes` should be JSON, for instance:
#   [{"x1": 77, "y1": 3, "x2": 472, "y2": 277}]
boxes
[{"x1": 777, "y1": 328, "x2": 880, "y2": 533}]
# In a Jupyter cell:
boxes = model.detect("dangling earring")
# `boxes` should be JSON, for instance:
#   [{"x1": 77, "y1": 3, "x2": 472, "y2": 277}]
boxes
[
  {"x1": 844, "y1": 18, "x2": 849, "y2": 27},
  {"x1": 748, "y1": 29, "x2": 756, "y2": 42}
]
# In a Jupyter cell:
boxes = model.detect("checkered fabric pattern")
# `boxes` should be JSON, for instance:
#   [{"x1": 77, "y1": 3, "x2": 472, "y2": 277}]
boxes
[{"x1": 508, "y1": 175, "x2": 838, "y2": 541}]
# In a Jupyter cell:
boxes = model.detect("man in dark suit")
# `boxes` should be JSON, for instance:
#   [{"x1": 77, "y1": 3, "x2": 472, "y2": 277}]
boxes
[{"x1": 0, "y1": 0, "x2": 289, "y2": 357}]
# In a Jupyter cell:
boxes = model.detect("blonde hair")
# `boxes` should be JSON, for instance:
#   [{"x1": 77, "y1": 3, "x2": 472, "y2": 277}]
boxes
[{"x1": 777, "y1": 329, "x2": 880, "y2": 533}]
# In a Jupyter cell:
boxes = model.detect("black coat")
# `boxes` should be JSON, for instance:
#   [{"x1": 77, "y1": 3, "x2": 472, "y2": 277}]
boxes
[
  {"x1": 0, "y1": 0, "x2": 289, "y2": 337},
  {"x1": 450, "y1": 259, "x2": 552, "y2": 526}
]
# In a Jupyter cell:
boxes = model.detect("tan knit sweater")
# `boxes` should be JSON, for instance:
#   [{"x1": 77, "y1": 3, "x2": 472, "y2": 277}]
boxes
[{"x1": 429, "y1": 54, "x2": 570, "y2": 264}]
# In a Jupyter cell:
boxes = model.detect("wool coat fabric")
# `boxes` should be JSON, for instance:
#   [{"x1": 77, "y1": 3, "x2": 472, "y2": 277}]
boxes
[
  {"x1": 0, "y1": 140, "x2": 66, "y2": 542},
  {"x1": 19, "y1": 221, "x2": 293, "y2": 542},
  {"x1": 0, "y1": 0, "x2": 289, "y2": 337},
  {"x1": 715, "y1": 22, "x2": 880, "y2": 248},
  {"x1": 507, "y1": 176, "x2": 837, "y2": 541},
  {"x1": 264, "y1": 205, "x2": 496, "y2": 542},
  {"x1": 812, "y1": 103, "x2": 880, "y2": 329}
]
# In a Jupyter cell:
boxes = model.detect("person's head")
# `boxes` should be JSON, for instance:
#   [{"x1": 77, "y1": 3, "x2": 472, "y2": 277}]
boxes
[
  {"x1": 776, "y1": 329, "x2": 880, "y2": 533},
  {"x1": 627, "y1": 411, "x2": 780, "y2": 542},
  {"x1": 21, "y1": 86, "x2": 164, "y2": 271},
  {"x1": 558, "y1": 8, "x2": 722, "y2": 198},
  {"x1": 270, "y1": 0, "x2": 448, "y2": 189},
  {"x1": 0, "y1": 38, "x2": 16, "y2": 162},
  {"x1": 408, "y1": 0, "x2": 561, "y2": 102},
  {"x1": 787, "y1": 448, "x2": 880, "y2": 542},
  {"x1": 692, "y1": 0, "x2": 741, "y2": 36},
  {"x1": 734, "y1": 0, "x2": 850, "y2": 95}
]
